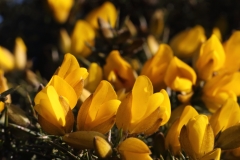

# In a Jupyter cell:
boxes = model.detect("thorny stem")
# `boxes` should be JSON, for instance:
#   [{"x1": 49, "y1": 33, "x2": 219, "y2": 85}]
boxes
[
  {"x1": 26, "y1": 93, "x2": 37, "y2": 120},
  {"x1": 4, "y1": 103, "x2": 9, "y2": 127},
  {"x1": 8, "y1": 123, "x2": 41, "y2": 136}
]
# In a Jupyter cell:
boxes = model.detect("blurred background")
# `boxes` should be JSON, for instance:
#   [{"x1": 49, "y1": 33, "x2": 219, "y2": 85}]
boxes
[{"x1": 0, "y1": 0, "x2": 240, "y2": 79}]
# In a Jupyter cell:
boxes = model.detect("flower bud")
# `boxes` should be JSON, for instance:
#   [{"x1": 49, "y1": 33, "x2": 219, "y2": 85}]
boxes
[{"x1": 94, "y1": 136, "x2": 112, "y2": 159}]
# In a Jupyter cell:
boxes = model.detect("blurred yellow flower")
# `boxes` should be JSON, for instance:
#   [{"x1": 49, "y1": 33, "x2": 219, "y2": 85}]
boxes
[
  {"x1": 0, "y1": 70, "x2": 10, "y2": 112},
  {"x1": 116, "y1": 75, "x2": 171, "y2": 135},
  {"x1": 47, "y1": 0, "x2": 73, "y2": 23},
  {"x1": 164, "y1": 56, "x2": 196, "y2": 93},
  {"x1": 209, "y1": 99, "x2": 240, "y2": 136},
  {"x1": 85, "y1": 1, "x2": 117, "y2": 29},
  {"x1": 165, "y1": 105, "x2": 198, "y2": 155},
  {"x1": 141, "y1": 44, "x2": 173, "y2": 91},
  {"x1": 180, "y1": 115, "x2": 214, "y2": 159},
  {"x1": 118, "y1": 137, "x2": 152, "y2": 160},
  {"x1": 0, "y1": 46, "x2": 14, "y2": 71},
  {"x1": 71, "y1": 20, "x2": 95, "y2": 57},
  {"x1": 222, "y1": 31, "x2": 240, "y2": 73},
  {"x1": 14, "y1": 37, "x2": 27, "y2": 70},
  {"x1": 170, "y1": 25, "x2": 206, "y2": 58},
  {"x1": 85, "y1": 63, "x2": 103, "y2": 93},
  {"x1": 196, "y1": 34, "x2": 225, "y2": 81},
  {"x1": 55, "y1": 53, "x2": 88, "y2": 99},
  {"x1": 103, "y1": 50, "x2": 136, "y2": 91},
  {"x1": 34, "y1": 76, "x2": 76, "y2": 135},
  {"x1": 202, "y1": 72, "x2": 240, "y2": 112},
  {"x1": 77, "y1": 80, "x2": 121, "y2": 134}
]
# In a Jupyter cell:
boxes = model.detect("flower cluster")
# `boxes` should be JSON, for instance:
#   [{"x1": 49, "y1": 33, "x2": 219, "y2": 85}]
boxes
[{"x1": 1, "y1": 1, "x2": 240, "y2": 160}]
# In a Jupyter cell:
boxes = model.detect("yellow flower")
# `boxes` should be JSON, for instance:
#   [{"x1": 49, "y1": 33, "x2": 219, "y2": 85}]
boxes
[
  {"x1": 141, "y1": 44, "x2": 173, "y2": 91},
  {"x1": 202, "y1": 72, "x2": 240, "y2": 112},
  {"x1": 222, "y1": 31, "x2": 240, "y2": 73},
  {"x1": 200, "y1": 148, "x2": 221, "y2": 160},
  {"x1": 34, "y1": 76, "x2": 76, "y2": 135},
  {"x1": 103, "y1": 50, "x2": 136, "y2": 91},
  {"x1": 118, "y1": 137, "x2": 152, "y2": 160},
  {"x1": 116, "y1": 75, "x2": 171, "y2": 135},
  {"x1": 170, "y1": 25, "x2": 206, "y2": 58},
  {"x1": 209, "y1": 99, "x2": 240, "y2": 136},
  {"x1": 77, "y1": 80, "x2": 121, "y2": 134},
  {"x1": 14, "y1": 37, "x2": 27, "y2": 70},
  {"x1": 85, "y1": 63, "x2": 103, "y2": 93},
  {"x1": 165, "y1": 105, "x2": 198, "y2": 155},
  {"x1": 164, "y1": 56, "x2": 196, "y2": 93},
  {"x1": 0, "y1": 46, "x2": 14, "y2": 71},
  {"x1": 94, "y1": 136, "x2": 112, "y2": 159},
  {"x1": 180, "y1": 115, "x2": 214, "y2": 159},
  {"x1": 85, "y1": 1, "x2": 117, "y2": 29},
  {"x1": 0, "y1": 70, "x2": 10, "y2": 112},
  {"x1": 55, "y1": 53, "x2": 88, "y2": 99},
  {"x1": 47, "y1": 0, "x2": 73, "y2": 23},
  {"x1": 71, "y1": 20, "x2": 95, "y2": 57},
  {"x1": 195, "y1": 34, "x2": 225, "y2": 81}
]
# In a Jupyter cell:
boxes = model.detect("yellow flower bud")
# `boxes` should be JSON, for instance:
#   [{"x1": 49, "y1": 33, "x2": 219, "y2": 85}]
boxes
[
  {"x1": 170, "y1": 25, "x2": 206, "y2": 58},
  {"x1": 116, "y1": 75, "x2": 171, "y2": 135},
  {"x1": 71, "y1": 20, "x2": 95, "y2": 57},
  {"x1": 103, "y1": 50, "x2": 136, "y2": 91},
  {"x1": 0, "y1": 46, "x2": 14, "y2": 71},
  {"x1": 85, "y1": 63, "x2": 103, "y2": 93},
  {"x1": 85, "y1": 2, "x2": 117, "y2": 29},
  {"x1": 94, "y1": 136, "x2": 112, "y2": 159},
  {"x1": 118, "y1": 138, "x2": 152, "y2": 160},
  {"x1": 14, "y1": 37, "x2": 27, "y2": 70},
  {"x1": 164, "y1": 56, "x2": 196, "y2": 93},
  {"x1": 196, "y1": 34, "x2": 225, "y2": 81},
  {"x1": 149, "y1": 9, "x2": 164, "y2": 38},
  {"x1": 77, "y1": 80, "x2": 121, "y2": 134},
  {"x1": 141, "y1": 44, "x2": 173, "y2": 91},
  {"x1": 165, "y1": 105, "x2": 198, "y2": 155},
  {"x1": 180, "y1": 115, "x2": 214, "y2": 159},
  {"x1": 47, "y1": 0, "x2": 73, "y2": 23},
  {"x1": 63, "y1": 131, "x2": 106, "y2": 149}
]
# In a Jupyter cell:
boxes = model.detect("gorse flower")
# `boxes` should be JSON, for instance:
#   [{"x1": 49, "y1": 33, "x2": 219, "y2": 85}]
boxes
[
  {"x1": 0, "y1": 46, "x2": 14, "y2": 71},
  {"x1": 116, "y1": 75, "x2": 171, "y2": 135},
  {"x1": 14, "y1": 37, "x2": 27, "y2": 70},
  {"x1": 180, "y1": 115, "x2": 215, "y2": 160},
  {"x1": 85, "y1": 1, "x2": 117, "y2": 29},
  {"x1": 47, "y1": 0, "x2": 73, "y2": 23},
  {"x1": 170, "y1": 25, "x2": 206, "y2": 58},
  {"x1": 71, "y1": 20, "x2": 95, "y2": 57},
  {"x1": 77, "y1": 80, "x2": 121, "y2": 134},
  {"x1": 141, "y1": 44, "x2": 173, "y2": 91},
  {"x1": 196, "y1": 34, "x2": 225, "y2": 81},
  {"x1": 34, "y1": 76, "x2": 75, "y2": 135},
  {"x1": 165, "y1": 105, "x2": 198, "y2": 155},
  {"x1": 34, "y1": 53, "x2": 88, "y2": 135},
  {"x1": 118, "y1": 137, "x2": 152, "y2": 160},
  {"x1": 103, "y1": 50, "x2": 136, "y2": 91},
  {"x1": 164, "y1": 56, "x2": 196, "y2": 93},
  {"x1": 209, "y1": 99, "x2": 240, "y2": 136}
]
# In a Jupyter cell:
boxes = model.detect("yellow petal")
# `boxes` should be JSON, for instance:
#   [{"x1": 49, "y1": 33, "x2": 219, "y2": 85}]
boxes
[
  {"x1": 48, "y1": 75, "x2": 77, "y2": 109},
  {"x1": 85, "y1": 63, "x2": 103, "y2": 93},
  {"x1": 0, "y1": 46, "x2": 14, "y2": 71},
  {"x1": 94, "y1": 136, "x2": 112, "y2": 159},
  {"x1": 200, "y1": 148, "x2": 221, "y2": 160},
  {"x1": 14, "y1": 37, "x2": 27, "y2": 70},
  {"x1": 131, "y1": 75, "x2": 153, "y2": 123}
]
